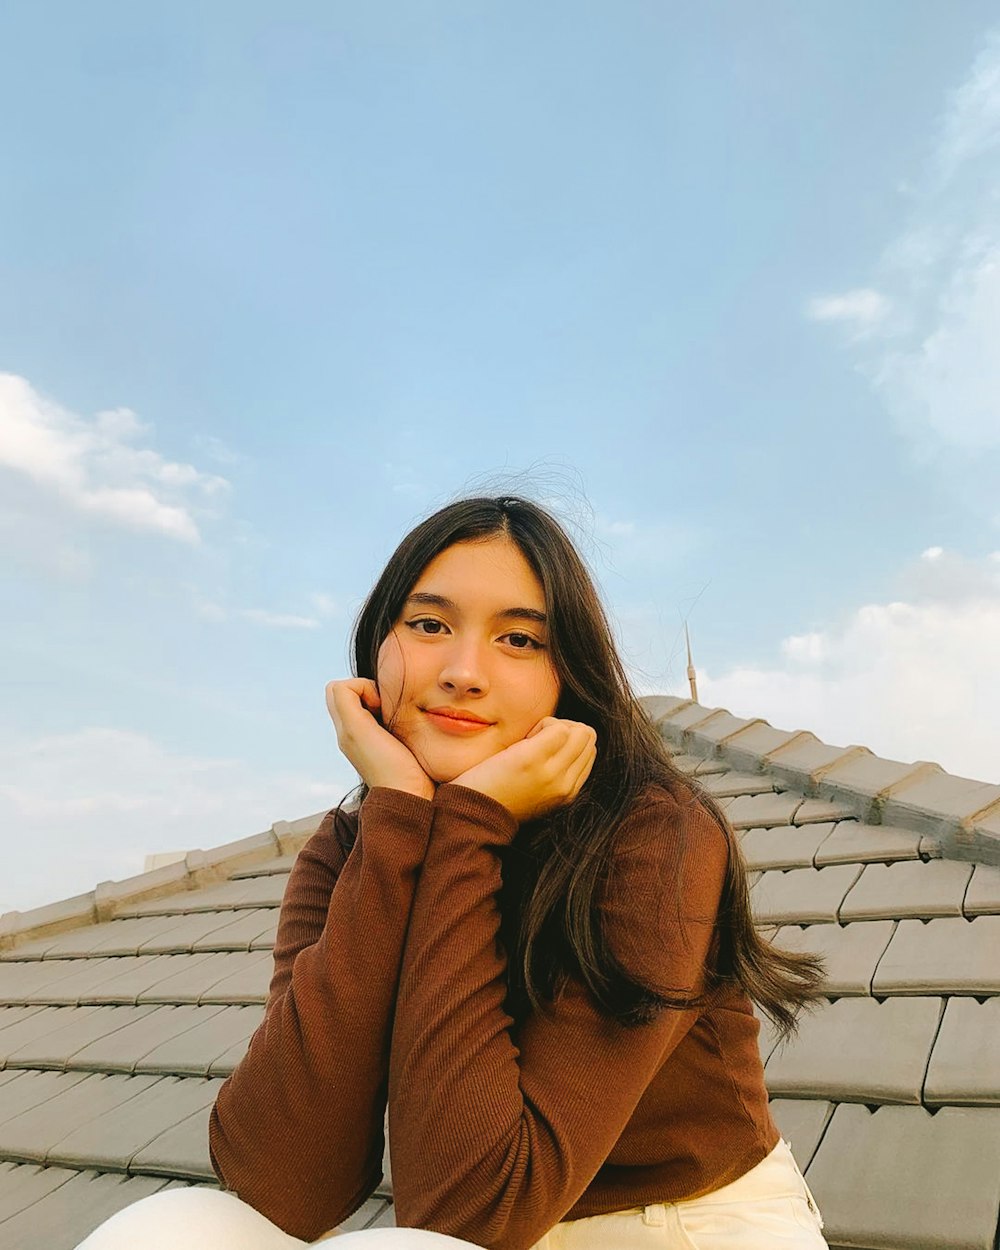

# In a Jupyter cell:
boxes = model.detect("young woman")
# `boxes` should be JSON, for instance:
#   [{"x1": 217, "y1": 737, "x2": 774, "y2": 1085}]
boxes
[{"x1": 78, "y1": 494, "x2": 829, "y2": 1250}]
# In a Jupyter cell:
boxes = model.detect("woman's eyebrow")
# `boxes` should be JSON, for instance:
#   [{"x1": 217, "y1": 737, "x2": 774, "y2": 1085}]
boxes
[{"x1": 404, "y1": 592, "x2": 547, "y2": 626}]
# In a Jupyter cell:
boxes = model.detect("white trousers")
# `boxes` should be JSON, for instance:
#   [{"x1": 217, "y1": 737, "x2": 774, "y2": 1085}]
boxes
[{"x1": 75, "y1": 1138, "x2": 827, "y2": 1249}]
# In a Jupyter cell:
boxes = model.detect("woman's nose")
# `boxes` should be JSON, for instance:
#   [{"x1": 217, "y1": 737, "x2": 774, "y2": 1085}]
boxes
[{"x1": 437, "y1": 640, "x2": 489, "y2": 695}]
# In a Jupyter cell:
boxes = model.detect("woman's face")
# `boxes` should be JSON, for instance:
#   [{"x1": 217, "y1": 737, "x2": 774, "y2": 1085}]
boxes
[{"x1": 376, "y1": 536, "x2": 561, "y2": 784}]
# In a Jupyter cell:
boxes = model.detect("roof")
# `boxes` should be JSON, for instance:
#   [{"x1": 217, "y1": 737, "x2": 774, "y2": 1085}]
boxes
[{"x1": 1, "y1": 695, "x2": 998, "y2": 1249}]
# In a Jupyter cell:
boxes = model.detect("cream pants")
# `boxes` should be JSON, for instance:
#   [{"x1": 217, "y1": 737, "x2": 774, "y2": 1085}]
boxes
[{"x1": 75, "y1": 1138, "x2": 827, "y2": 1249}]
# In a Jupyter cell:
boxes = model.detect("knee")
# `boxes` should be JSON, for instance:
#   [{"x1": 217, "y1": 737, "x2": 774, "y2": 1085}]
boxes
[{"x1": 76, "y1": 1186, "x2": 307, "y2": 1250}]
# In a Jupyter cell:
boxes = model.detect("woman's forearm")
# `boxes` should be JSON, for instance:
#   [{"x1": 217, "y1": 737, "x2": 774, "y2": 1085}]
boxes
[{"x1": 209, "y1": 787, "x2": 434, "y2": 1244}]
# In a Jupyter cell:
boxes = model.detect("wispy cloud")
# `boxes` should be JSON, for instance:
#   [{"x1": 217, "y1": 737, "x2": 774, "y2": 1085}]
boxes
[
  {"x1": 190, "y1": 591, "x2": 343, "y2": 629},
  {"x1": 0, "y1": 726, "x2": 354, "y2": 914},
  {"x1": 933, "y1": 27, "x2": 1000, "y2": 182},
  {"x1": 240, "y1": 608, "x2": 321, "y2": 629},
  {"x1": 0, "y1": 373, "x2": 230, "y2": 545},
  {"x1": 806, "y1": 288, "x2": 891, "y2": 331},
  {"x1": 805, "y1": 24, "x2": 1000, "y2": 482},
  {"x1": 669, "y1": 547, "x2": 1000, "y2": 784}
]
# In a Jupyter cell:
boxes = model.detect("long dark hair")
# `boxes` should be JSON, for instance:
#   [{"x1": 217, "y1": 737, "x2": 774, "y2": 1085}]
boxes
[{"x1": 332, "y1": 492, "x2": 826, "y2": 1043}]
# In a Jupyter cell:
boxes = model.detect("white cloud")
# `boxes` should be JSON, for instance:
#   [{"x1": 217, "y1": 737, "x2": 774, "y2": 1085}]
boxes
[
  {"x1": 873, "y1": 245, "x2": 1000, "y2": 451},
  {"x1": 0, "y1": 726, "x2": 354, "y2": 915},
  {"x1": 239, "y1": 608, "x2": 321, "y2": 629},
  {"x1": 190, "y1": 432, "x2": 246, "y2": 468},
  {"x1": 308, "y1": 592, "x2": 344, "y2": 619},
  {"x1": 806, "y1": 288, "x2": 891, "y2": 328},
  {"x1": 652, "y1": 547, "x2": 1000, "y2": 785},
  {"x1": 808, "y1": 25, "x2": 1000, "y2": 478},
  {"x1": 0, "y1": 373, "x2": 231, "y2": 546},
  {"x1": 934, "y1": 27, "x2": 1000, "y2": 181}
]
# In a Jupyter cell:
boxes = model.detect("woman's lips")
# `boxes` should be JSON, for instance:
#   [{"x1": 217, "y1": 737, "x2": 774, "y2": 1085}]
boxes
[{"x1": 422, "y1": 710, "x2": 494, "y2": 734}]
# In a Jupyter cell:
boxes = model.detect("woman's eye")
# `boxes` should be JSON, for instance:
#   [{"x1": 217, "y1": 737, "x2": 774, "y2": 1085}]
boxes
[
  {"x1": 405, "y1": 618, "x2": 446, "y2": 635},
  {"x1": 503, "y1": 632, "x2": 544, "y2": 651}
]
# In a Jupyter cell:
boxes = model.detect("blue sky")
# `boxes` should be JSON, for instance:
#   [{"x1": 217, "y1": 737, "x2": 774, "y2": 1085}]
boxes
[{"x1": 2, "y1": 2, "x2": 999, "y2": 913}]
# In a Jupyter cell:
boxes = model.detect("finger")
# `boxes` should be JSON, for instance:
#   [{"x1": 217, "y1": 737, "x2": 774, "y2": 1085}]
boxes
[{"x1": 567, "y1": 740, "x2": 598, "y2": 798}]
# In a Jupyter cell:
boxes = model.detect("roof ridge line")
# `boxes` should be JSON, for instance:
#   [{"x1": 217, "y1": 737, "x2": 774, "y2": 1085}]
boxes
[
  {"x1": 0, "y1": 808, "x2": 334, "y2": 955},
  {"x1": 639, "y1": 695, "x2": 1000, "y2": 868}
]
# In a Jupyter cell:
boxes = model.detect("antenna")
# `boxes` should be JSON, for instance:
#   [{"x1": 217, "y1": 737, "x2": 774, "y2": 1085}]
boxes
[{"x1": 685, "y1": 621, "x2": 699, "y2": 704}]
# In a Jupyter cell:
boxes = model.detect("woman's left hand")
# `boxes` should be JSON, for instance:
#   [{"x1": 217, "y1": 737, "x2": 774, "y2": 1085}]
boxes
[{"x1": 450, "y1": 717, "x2": 597, "y2": 825}]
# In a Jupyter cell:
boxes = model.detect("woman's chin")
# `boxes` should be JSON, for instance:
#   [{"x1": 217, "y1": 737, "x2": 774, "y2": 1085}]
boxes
[{"x1": 426, "y1": 758, "x2": 475, "y2": 785}]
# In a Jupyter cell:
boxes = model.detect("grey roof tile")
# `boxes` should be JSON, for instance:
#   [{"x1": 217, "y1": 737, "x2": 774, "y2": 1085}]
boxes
[
  {"x1": 813, "y1": 820, "x2": 923, "y2": 865},
  {"x1": 135, "y1": 1005, "x2": 262, "y2": 1076},
  {"x1": 924, "y1": 997, "x2": 1000, "y2": 1106},
  {"x1": 368, "y1": 1201, "x2": 398, "y2": 1228},
  {"x1": 839, "y1": 858, "x2": 974, "y2": 921},
  {"x1": 67, "y1": 1005, "x2": 229, "y2": 1074},
  {"x1": 772, "y1": 920, "x2": 896, "y2": 995},
  {"x1": 208, "y1": 1034, "x2": 259, "y2": 1077},
  {"x1": 638, "y1": 693, "x2": 689, "y2": 725},
  {"x1": 5, "y1": 1005, "x2": 162, "y2": 1071},
  {"x1": 229, "y1": 853, "x2": 301, "y2": 877},
  {"x1": 697, "y1": 772, "x2": 776, "y2": 798},
  {"x1": 739, "y1": 824, "x2": 835, "y2": 870},
  {"x1": 9, "y1": 915, "x2": 186, "y2": 961},
  {"x1": 716, "y1": 791, "x2": 803, "y2": 830},
  {"x1": 49, "y1": 1076, "x2": 220, "y2": 1176},
  {"x1": 0, "y1": 1161, "x2": 76, "y2": 1220},
  {"x1": 804, "y1": 1103, "x2": 1000, "y2": 1250},
  {"x1": 686, "y1": 710, "x2": 767, "y2": 755},
  {"x1": 764, "y1": 996, "x2": 943, "y2": 1103},
  {"x1": 655, "y1": 702, "x2": 722, "y2": 734},
  {"x1": 0, "y1": 1070, "x2": 91, "y2": 1126},
  {"x1": 750, "y1": 864, "x2": 863, "y2": 924},
  {"x1": 0, "y1": 1006, "x2": 104, "y2": 1060},
  {"x1": 191, "y1": 908, "x2": 277, "y2": 952},
  {"x1": 965, "y1": 863, "x2": 1000, "y2": 916},
  {"x1": 814, "y1": 754, "x2": 939, "y2": 811},
  {"x1": 792, "y1": 796, "x2": 857, "y2": 825},
  {"x1": 31, "y1": 957, "x2": 160, "y2": 1007},
  {"x1": 0, "y1": 1005, "x2": 49, "y2": 1036},
  {"x1": 0, "y1": 959, "x2": 110, "y2": 1005},
  {"x1": 134, "y1": 909, "x2": 275, "y2": 956},
  {"x1": 338, "y1": 1196, "x2": 394, "y2": 1232},
  {"x1": 710, "y1": 723, "x2": 811, "y2": 775},
  {"x1": 872, "y1": 916, "x2": 1000, "y2": 994},
  {"x1": 248, "y1": 922, "x2": 280, "y2": 952},
  {"x1": 131, "y1": 1098, "x2": 217, "y2": 1179},
  {"x1": 88, "y1": 953, "x2": 221, "y2": 1004},
  {"x1": 764, "y1": 737, "x2": 866, "y2": 793},
  {"x1": 115, "y1": 874, "x2": 287, "y2": 917},
  {"x1": 137, "y1": 950, "x2": 271, "y2": 1005},
  {"x1": 665, "y1": 752, "x2": 728, "y2": 775},
  {"x1": 766, "y1": 1099, "x2": 833, "y2": 1169},
  {"x1": 197, "y1": 951, "x2": 273, "y2": 1004},
  {"x1": 0, "y1": 1169, "x2": 173, "y2": 1250},
  {"x1": 0, "y1": 1071, "x2": 161, "y2": 1163},
  {"x1": 880, "y1": 772, "x2": 1000, "y2": 840},
  {"x1": 0, "y1": 894, "x2": 96, "y2": 954}
]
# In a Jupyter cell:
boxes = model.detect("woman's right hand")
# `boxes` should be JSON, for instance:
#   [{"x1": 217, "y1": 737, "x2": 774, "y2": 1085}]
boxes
[{"x1": 325, "y1": 678, "x2": 437, "y2": 801}]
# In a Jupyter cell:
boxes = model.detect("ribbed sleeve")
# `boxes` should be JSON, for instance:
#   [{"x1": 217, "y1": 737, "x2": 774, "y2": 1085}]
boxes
[
  {"x1": 387, "y1": 782, "x2": 729, "y2": 1250},
  {"x1": 208, "y1": 786, "x2": 434, "y2": 1242}
]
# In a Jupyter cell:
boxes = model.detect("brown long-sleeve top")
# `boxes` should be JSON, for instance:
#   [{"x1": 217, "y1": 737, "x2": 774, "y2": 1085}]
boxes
[{"x1": 208, "y1": 781, "x2": 780, "y2": 1250}]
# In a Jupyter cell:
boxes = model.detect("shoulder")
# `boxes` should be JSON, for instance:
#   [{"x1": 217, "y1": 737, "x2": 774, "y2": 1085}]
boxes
[
  {"x1": 610, "y1": 779, "x2": 729, "y2": 877},
  {"x1": 598, "y1": 781, "x2": 729, "y2": 988},
  {"x1": 287, "y1": 801, "x2": 359, "y2": 885}
]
